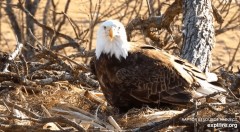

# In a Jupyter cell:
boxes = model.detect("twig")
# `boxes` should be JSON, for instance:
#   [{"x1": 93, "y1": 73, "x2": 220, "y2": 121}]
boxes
[
  {"x1": 211, "y1": 64, "x2": 225, "y2": 72},
  {"x1": 195, "y1": 92, "x2": 225, "y2": 101},
  {"x1": 143, "y1": 110, "x2": 184, "y2": 118},
  {"x1": 146, "y1": 0, "x2": 153, "y2": 17},
  {"x1": 0, "y1": 71, "x2": 19, "y2": 83},
  {"x1": 51, "y1": 42, "x2": 86, "y2": 52},
  {"x1": 227, "y1": 35, "x2": 240, "y2": 69},
  {"x1": 50, "y1": 0, "x2": 71, "y2": 47},
  {"x1": 78, "y1": 72, "x2": 99, "y2": 88},
  {"x1": 194, "y1": 101, "x2": 198, "y2": 132},
  {"x1": 28, "y1": 61, "x2": 55, "y2": 73},
  {"x1": 68, "y1": 49, "x2": 95, "y2": 58},
  {"x1": 84, "y1": 91, "x2": 106, "y2": 105},
  {"x1": 63, "y1": 12, "x2": 81, "y2": 39},
  {"x1": 34, "y1": 71, "x2": 72, "y2": 85},
  {"x1": 108, "y1": 116, "x2": 121, "y2": 131},
  {"x1": 55, "y1": 53, "x2": 89, "y2": 72},
  {"x1": 212, "y1": 5, "x2": 224, "y2": 24},
  {"x1": 226, "y1": 87, "x2": 239, "y2": 101},
  {"x1": 94, "y1": 105, "x2": 101, "y2": 119},
  {"x1": 41, "y1": 105, "x2": 64, "y2": 131},
  {"x1": 42, "y1": 0, "x2": 51, "y2": 45},
  {"x1": 1, "y1": 100, "x2": 39, "y2": 118}
]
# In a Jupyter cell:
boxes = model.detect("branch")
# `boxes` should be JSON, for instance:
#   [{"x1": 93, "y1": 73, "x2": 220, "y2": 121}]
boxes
[
  {"x1": 68, "y1": 49, "x2": 95, "y2": 58},
  {"x1": 2, "y1": 36, "x2": 23, "y2": 72},
  {"x1": 212, "y1": 5, "x2": 224, "y2": 24},
  {"x1": 17, "y1": 0, "x2": 76, "y2": 43},
  {"x1": 4, "y1": 0, "x2": 22, "y2": 42},
  {"x1": 227, "y1": 35, "x2": 240, "y2": 69},
  {"x1": 28, "y1": 29, "x2": 89, "y2": 72},
  {"x1": 50, "y1": 0, "x2": 71, "y2": 46},
  {"x1": 126, "y1": 0, "x2": 182, "y2": 41}
]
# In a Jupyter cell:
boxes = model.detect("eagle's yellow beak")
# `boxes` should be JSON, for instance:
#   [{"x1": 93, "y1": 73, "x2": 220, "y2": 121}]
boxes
[{"x1": 109, "y1": 28, "x2": 113, "y2": 41}]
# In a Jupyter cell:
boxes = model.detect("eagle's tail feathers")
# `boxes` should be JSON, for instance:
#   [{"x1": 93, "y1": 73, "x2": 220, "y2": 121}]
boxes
[{"x1": 196, "y1": 79, "x2": 226, "y2": 103}]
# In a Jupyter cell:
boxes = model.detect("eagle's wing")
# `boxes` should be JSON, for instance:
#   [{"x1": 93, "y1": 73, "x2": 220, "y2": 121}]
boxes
[
  {"x1": 116, "y1": 66, "x2": 193, "y2": 105},
  {"x1": 115, "y1": 45, "x2": 200, "y2": 105},
  {"x1": 116, "y1": 44, "x2": 225, "y2": 105},
  {"x1": 130, "y1": 43, "x2": 207, "y2": 84}
]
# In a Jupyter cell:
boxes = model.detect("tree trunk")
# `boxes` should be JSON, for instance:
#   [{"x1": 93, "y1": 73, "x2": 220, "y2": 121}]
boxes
[
  {"x1": 181, "y1": 0, "x2": 215, "y2": 72},
  {"x1": 5, "y1": 0, "x2": 22, "y2": 43},
  {"x1": 25, "y1": 0, "x2": 39, "y2": 60}
]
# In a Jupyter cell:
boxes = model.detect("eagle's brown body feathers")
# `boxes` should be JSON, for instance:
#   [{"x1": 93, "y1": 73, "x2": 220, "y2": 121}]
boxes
[{"x1": 93, "y1": 43, "x2": 210, "y2": 110}]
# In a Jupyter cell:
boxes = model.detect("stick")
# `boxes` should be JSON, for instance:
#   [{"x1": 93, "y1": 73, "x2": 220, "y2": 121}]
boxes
[
  {"x1": 108, "y1": 116, "x2": 121, "y2": 131},
  {"x1": 3, "y1": 36, "x2": 23, "y2": 72}
]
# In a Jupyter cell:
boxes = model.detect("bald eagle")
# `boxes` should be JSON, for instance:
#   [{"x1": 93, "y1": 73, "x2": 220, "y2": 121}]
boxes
[{"x1": 91, "y1": 20, "x2": 226, "y2": 111}]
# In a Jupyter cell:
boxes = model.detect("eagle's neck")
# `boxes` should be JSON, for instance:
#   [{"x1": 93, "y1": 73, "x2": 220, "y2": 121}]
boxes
[{"x1": 96, "y1": 38, "x2": 130, "y2": 60}]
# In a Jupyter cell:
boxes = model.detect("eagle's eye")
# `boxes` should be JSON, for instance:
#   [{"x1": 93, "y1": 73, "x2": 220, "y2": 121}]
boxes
[{"x1": 103, "y1": 26, "x2": 106, "y2": 29}]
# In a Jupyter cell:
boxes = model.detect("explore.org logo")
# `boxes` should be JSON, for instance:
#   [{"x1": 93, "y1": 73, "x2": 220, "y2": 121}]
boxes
[
  {"x1": 181, "y1": 117, "x2": 238, "y2": 129},
  {"x1": 207, "y1": 123, "x2": 237, "y2": 129}
]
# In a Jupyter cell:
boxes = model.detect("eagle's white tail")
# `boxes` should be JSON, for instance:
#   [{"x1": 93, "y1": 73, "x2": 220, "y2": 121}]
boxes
[{"x1": 195, "y1": 79, "x2": 226, "y2": 103}]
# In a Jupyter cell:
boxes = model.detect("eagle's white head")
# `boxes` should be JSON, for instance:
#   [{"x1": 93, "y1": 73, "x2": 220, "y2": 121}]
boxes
[{"x1": 95, "y1": 20, "x2": 129, "y2": 60}]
